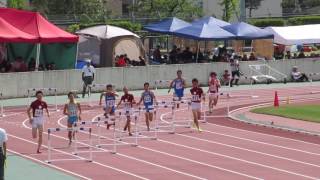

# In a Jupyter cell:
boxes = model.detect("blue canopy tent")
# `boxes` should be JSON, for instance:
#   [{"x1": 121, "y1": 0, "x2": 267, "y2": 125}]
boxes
[
  {"x1": 143, "y1": 17, "x2": 191, "y2": 34},
  {"x1": 222, "y1": 22, "x2": 274, "y2": 40},
  {"x1": 192, "y1": 16, "x2": 230, "y2": 27},
  {"x1": 173, "y1": 23, "x2": 236, "y2": 62}
]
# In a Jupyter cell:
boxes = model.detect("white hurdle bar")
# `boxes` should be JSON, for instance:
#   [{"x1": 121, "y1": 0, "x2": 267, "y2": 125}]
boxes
[
  {"x1": 93, "y1": 113, "x2": 139, "y2": 154},
  {"x1": 0, "y1": 92, "x2": 4, "y2": 117},
  {"x1": 27, "y1": 88, "x2": 59, "y2": 111},
  {"x1": 46, "y1": 127, "x2": 93, "y2": 163},
  {"x1": 308, "y1": 72, "x2": 320, "y2": 94}
]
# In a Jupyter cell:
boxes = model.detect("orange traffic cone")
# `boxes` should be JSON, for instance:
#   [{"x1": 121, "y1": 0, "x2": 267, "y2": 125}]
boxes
[{"x1": 274, "y1": 91, "x2": 279, "y2": 107}]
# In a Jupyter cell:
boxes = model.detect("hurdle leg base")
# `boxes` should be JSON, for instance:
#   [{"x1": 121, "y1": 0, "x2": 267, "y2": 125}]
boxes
[
  {"x1": 151, "y1": 138, "x2": 157, "y2": 140},
  {"x1": 132, "y1": 144, "x2": 138, "y2": 147},
  {"x1": 111, "y1": 152, "x2": 117, "y2": 154},
  {"x1": 169, "y1": 132, "x2": 175, "y2": 134}
]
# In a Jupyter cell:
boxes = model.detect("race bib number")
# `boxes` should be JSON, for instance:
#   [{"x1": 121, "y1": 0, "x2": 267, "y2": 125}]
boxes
[
  {"x1": 106, "y1": 100, "x2": 115, "y2": 107},
  {"x1": 144, "y1": 95, "x2": 152, "y2": 103},
  {"x1": 69, "y1": 109, "x2": 77, "y2": 117},
  {"x1": 35, "y1": 109, "x2": 43, "y2": 117},
  {"x1": 124, "y1": 102, "x2": 131, "y2": 108},
  {"x1": 192, "y1": 95, "x2": 200, "y2": 102},
  {"x1": 175, "y1": 82, "x2": 183, "y2": 89}
]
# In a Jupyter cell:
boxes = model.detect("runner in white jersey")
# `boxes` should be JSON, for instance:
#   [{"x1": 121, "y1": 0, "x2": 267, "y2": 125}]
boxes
[
  {"x1": 117, "y1": 87, "x2": 135, "y2": 136},
  {"x1": 208, "y1": 72, "x2": 221, "y2": 113},
  {"x1": 63, "y1": 92, "x2": 82, "y2": 145},
  {"x1": 27, "y1": 91, "x2": 50, "y2": 153}
]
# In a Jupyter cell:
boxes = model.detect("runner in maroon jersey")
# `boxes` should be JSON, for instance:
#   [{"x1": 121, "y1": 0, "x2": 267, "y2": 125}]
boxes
[
  {"x1": 190, "y1": 78, "x2": 204, "y2": 132},
  {"x1": 27, "y1": 91, "x2": 50, "y2": 153},
  {"x1": 117, "y1": 87, "x2": 135, "y2": 136}
]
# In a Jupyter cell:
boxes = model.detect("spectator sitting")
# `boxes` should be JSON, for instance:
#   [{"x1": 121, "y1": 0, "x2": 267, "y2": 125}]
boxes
[
  {"x1": 46, "y1": 63, "x2": 55, "y2": 70},
  {"x1": 116, "y1": 55, "x2": 127, "y2": 67},
  {"x1": 291, "y1": 66, "x2": 309, "y2": 82},
  {"x1": 0, "y1": 58, "x2": 10, "y2": 73},
  {"x1": 285, "y1": 51, "x2": 291, "y2": 59},
  {"x1": 124, "y1": 54, "x2": 131, "y2": 64},
  {"x1": 298, "y1": 50, "x2": 306, "y2": 58},
  {"x1": 249, "y1": 53, "x2": 256, "y2": 61},
  {"x1": 138, "y1": 56, "x2": 146, "y2": 66},
  {"x1": 153, "y1": 45, "x2": 162, "y2": 63},
  {"x1": 222, "y1": 70, "x2": 231, "y2": 86},
  {"x1": 28, "y1": 58, "x2": 36, "y2": 71},
  {"x1": 182, "y1": 47, "x2": 193, "y2": 63},
  {"x1": 242, "y1": 54, "x2": 248, "y2": 61},
  {"x1": 12, "y1": 57, "x2": 27, "y2": 72},
  {"x1": 169, "y1": 45, "x2": 178, "y2": 64}
]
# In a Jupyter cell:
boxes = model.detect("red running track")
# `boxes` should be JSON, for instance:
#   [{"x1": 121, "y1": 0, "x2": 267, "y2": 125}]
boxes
[{"x1": 1, "y1": 86, "x2": 320, "y2": 180}]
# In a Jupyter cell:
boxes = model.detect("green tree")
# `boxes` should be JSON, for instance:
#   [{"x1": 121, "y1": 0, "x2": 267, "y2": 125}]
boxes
[
  {"x1": 30, "y1": 0, "x2": 49, "y2": 15},
  {"x1": 7, "y1": 0, "x2": 25, "y2": 9},
  {"x1": 245, "y1": 0, "x2": 264, "y2": 17},
  {"x1": 134, "y1": 0, "x2": 203, "y2": 20},
  {"x1": 219, "y1": 0, "x2": 238, "y2": 22}
]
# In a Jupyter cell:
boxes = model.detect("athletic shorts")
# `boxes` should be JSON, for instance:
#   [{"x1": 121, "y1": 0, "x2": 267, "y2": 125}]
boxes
[
  {"x1": 104, "y1": 106, "x2": 115, "y2": 114},
  {"x1": 32, "y1": 117, "x2": 44, "y2": 129},
  {"x1": 209, "y1": 92, "x2": 219, "y2": 100},
  {"x1": 191, "y1": 102, "x2": 201, "y2": 111},
  {"x1": 68, "y1": 116, "x2": 78, "y2": 125},
  {"x1": 144, "y1": 105, "x2": 154, "y2": 113},
  {"x1": 123, "y1": 108, "x2": 133, "y2": 116},
  {"x1": 174, "y1": 89, "x2": 184, "y2": 99}
]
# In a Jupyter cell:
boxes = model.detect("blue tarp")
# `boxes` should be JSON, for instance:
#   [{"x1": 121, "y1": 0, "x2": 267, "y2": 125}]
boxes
[
  {"x1": 173, "y1": 23, "x2": 236, "y2": 41},
  {"x1": 222, "y1": 22, "x2": 274, "y2": 40},
  {"x1": 143, "y1": 17, "x2": 191, "y2": 34},
  {"x1": 192, "y1": 16, "x2": 230, "y2": 27}
]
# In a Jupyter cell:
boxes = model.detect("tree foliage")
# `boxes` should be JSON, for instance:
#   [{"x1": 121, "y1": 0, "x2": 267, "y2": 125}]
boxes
[
  {"x1": 7, "y1": 0, "x2": 25, "y2": 9},
  {"x1": 134, "y1": 0, "x2": 203, "y2": 20},
  {"x1": 219, "y1": 0, "x2": 238, "y2": 22}
]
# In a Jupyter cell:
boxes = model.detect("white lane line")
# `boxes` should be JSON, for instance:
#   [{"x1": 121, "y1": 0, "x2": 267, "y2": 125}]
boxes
[
  {"x1": 159, "y1": 110, "x2": 320, "y2": 180},
  {"x1": 43, "y1": 116, "x2": 208, "y2": 180},
  {"x1": 62, "y1": 112, "x2": 263, "y2": 180},
  {"x1": 176, "y1": 133, "x2": 320, "y2": 168},
  {"x1": 8, "y1": 149, "x2": 92, "y2": 180},
  {"x1": 170, "y1": 105, "x2": 320, "y2": 157},
  {"x1": 21, "y1": 118, "x2": 150, "y2": 180}
]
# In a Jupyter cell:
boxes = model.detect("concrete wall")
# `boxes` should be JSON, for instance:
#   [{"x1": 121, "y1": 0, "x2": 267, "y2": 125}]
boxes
[{"x1": 1, "y1": 59, "x2": 320, "y2": 98}]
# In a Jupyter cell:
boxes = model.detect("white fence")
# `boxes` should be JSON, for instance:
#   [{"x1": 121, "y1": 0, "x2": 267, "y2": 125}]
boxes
[{"x1": 1, "y1": 59, "x2": 320, "y2": 98}]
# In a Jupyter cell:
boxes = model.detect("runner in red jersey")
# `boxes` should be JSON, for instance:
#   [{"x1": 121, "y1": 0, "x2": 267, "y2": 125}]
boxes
[
  {"x1": 190, "y1": 78, "x2": 204, "y2": 132},
  {"x1": 208, "y1": 72, "x2": 221, "y2": 113},
  {"x1": 27, "y1": 91, "x2": 50, "y2": 153},
  {"x1": 117, "y1": 87, "x2": 135, "y2": 136}
]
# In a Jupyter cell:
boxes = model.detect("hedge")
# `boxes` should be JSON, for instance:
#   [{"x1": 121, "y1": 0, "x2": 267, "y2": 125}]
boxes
[
  {"x1": 288, "y1": 16, "x2": 320, "y2": 25},
  {"x1": 249, "y1": 18, "x2": 285, "y2": 27}
]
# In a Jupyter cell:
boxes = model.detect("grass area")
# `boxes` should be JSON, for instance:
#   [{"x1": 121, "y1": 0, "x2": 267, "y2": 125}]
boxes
[{"x1": 251, "y1": 104, "x2": 320, "y2": 123}]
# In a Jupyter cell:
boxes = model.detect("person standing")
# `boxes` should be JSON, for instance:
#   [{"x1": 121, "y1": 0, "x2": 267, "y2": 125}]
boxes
[
  {"x1": 82, "y1": 60, "x2": 95, "y2": 98},
  {"x1": 230, "y1": 58, "x2": 240, "y2": 87},
  {"x1": 0, "y1": 128, "x2": 7, "y2": 180}
]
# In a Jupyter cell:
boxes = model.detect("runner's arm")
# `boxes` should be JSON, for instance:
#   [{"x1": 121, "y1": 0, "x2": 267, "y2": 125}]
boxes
[
  {"x1": 168, "y1": 80, "x2": 174, "y2": 93},
  {"x1": 27, "y1": 107, "x2": 32, "y2": 120},
  {"x1": 45, "y1": 108, "x2": 50, "y2": 118},
  {"x1": 116, "y1": 98, "x2": 122, "y2": 108},
  {"x1": 77, "y1": 103, "x2": 82, "y2": 120},
  {"x1": 182, "y1": 79, "x2": 186, "y2": 88},
  {"x1": 99, "y1": 93, "x2": 105, "y2": 105},
  {"x1": 63, "y1": 104, "x2": 68, "y2": 116}
]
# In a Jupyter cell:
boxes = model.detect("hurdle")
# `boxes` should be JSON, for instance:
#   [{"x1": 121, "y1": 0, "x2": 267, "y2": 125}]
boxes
[
  {"x1": 308, "y1": 72, "x2": 320, "y2": 94},
  {"x1": 27, "y1": 88, "x2": 59, "y2": 111},
  {"x1": 0, "y1": 92, "x2": 4, "y2": 117},
  {"x1": 92, "y1": 113, "x2": 139, "y2": 154},
  {"x1": 46, "y1": 127, "x2": 93, "y2": 163}
]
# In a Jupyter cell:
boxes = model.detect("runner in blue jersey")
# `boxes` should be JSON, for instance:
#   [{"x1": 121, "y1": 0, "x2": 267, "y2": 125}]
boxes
[
  {"x1": 138, "y1": 82, "x2": 156, "y2": 131},
  {"x1": 168, "y1": 70, "x2": 186, "y2": 108},
  {"x1": 99, "y1": 84, "x2": 118, "y2": 129},
  {"x1": 63, "y1": 92, "x2": 82, "y2": 145}
]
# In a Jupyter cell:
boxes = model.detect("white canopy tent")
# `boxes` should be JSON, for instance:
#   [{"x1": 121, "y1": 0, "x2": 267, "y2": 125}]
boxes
[
  {"x1": 77, "y1": 25, "x2": 144, "y2": 67},
  {"x1": 264, "y1": 24, "x2": 320, "y2": 45}
]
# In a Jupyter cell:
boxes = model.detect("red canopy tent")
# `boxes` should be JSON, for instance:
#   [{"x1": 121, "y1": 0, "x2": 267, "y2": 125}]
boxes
[
  {"x1": 0, "y1": 8, "x2": 78, "y2": 43},
  {"x1": 0, "y1": 8, "x2": 79, "y2": 70},
  {"x1": 0, "y1": 17, "x2": 38, "y2": 43}
]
